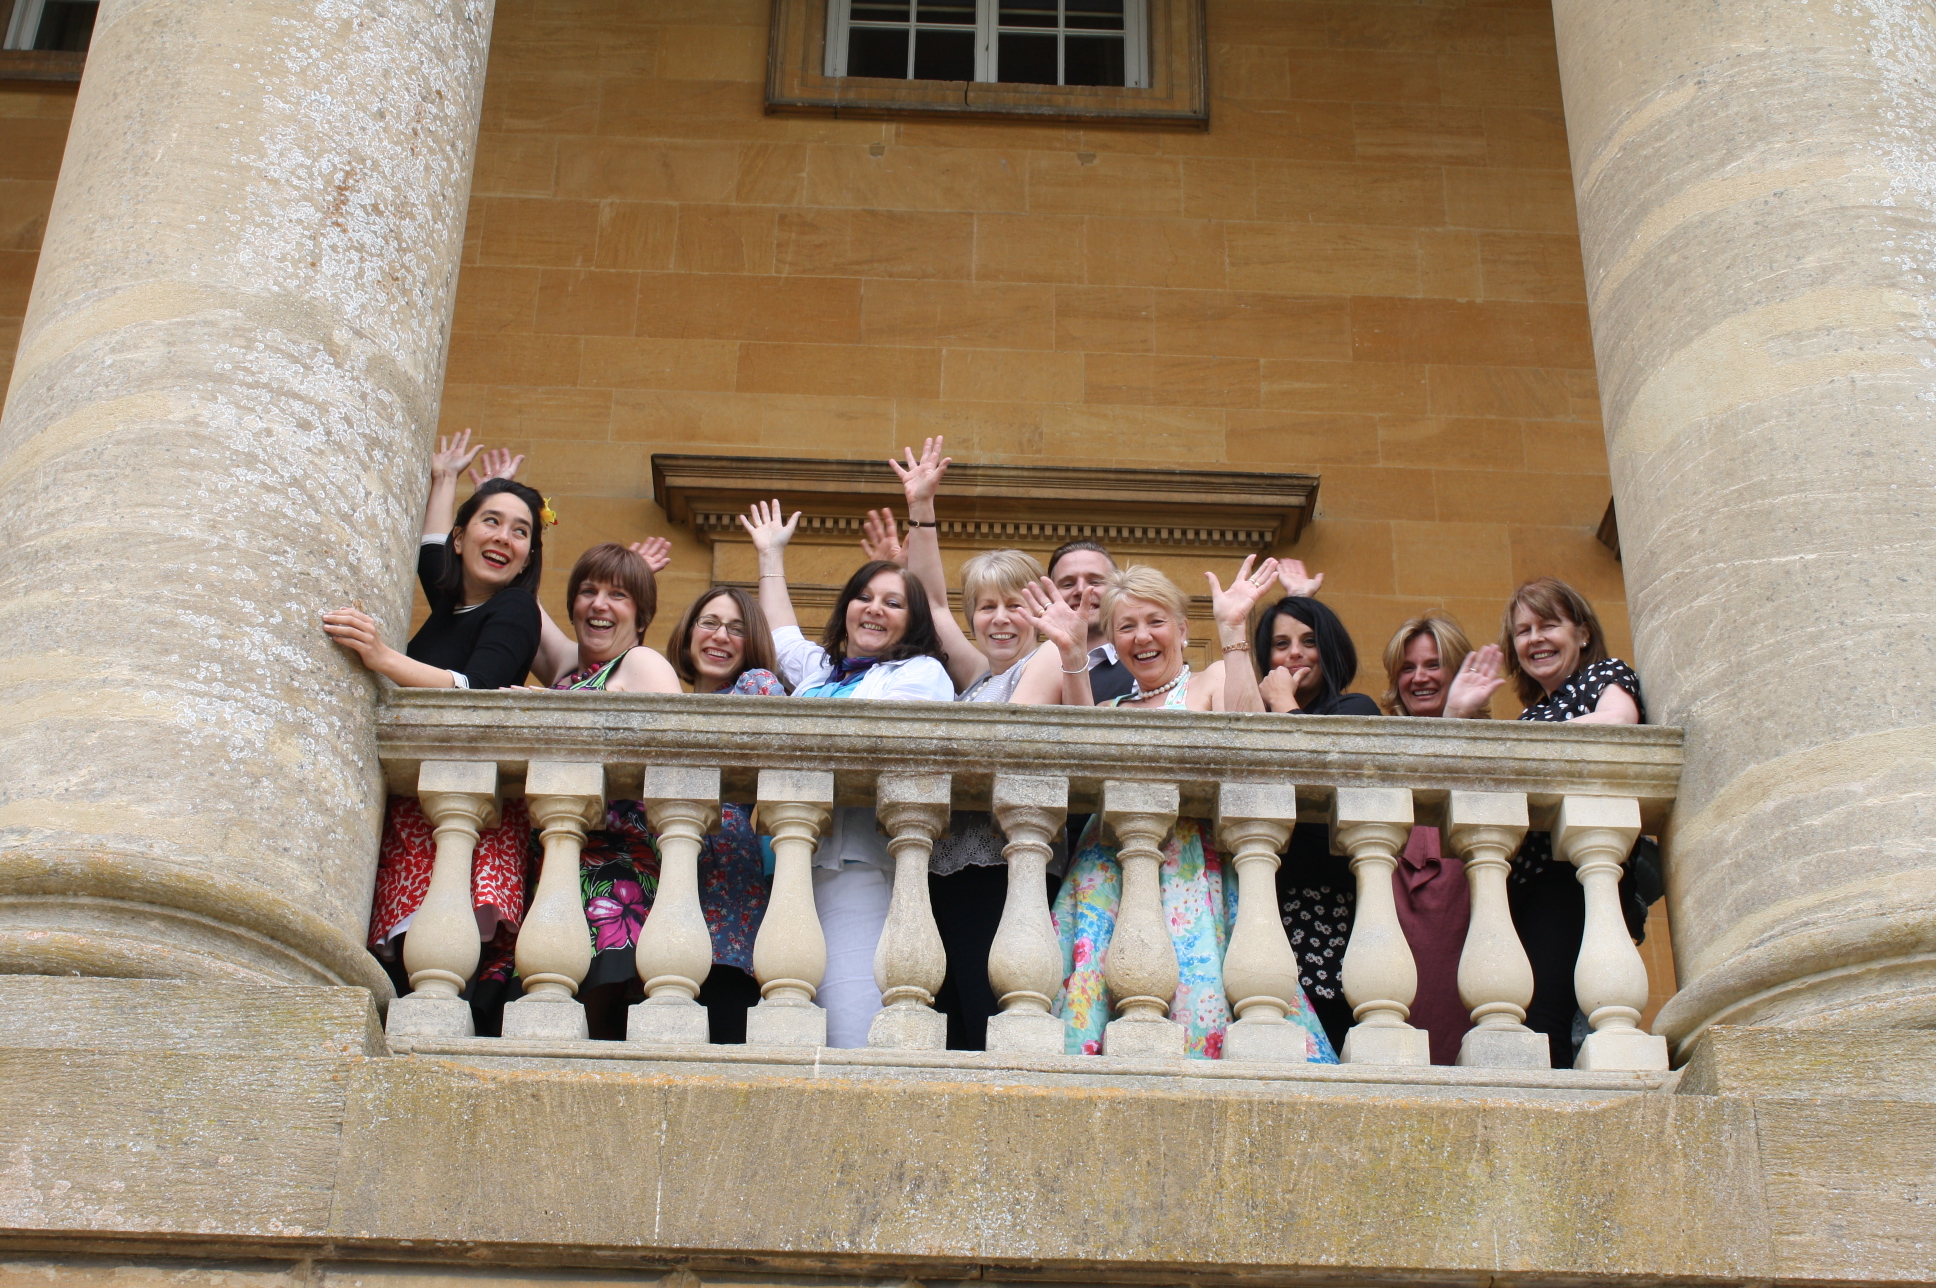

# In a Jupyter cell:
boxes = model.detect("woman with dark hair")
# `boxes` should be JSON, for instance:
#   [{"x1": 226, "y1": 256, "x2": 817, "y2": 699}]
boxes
[
  {"x1": 325, "y1": 430, "x2": 550, "y2": 1033},
  {"x1": 1200, "y1": 585, "x2": 1379, "y2": 1052},
  {"x1": 1453, "y1": 576, "x2": 1649, "y2": 1066},
  {"x1": 740, "y1": 500, "x2": 955, "y2": 1047},
  {"x1": 660, "y1": 585, "x2": 787, "y2": 1042}
]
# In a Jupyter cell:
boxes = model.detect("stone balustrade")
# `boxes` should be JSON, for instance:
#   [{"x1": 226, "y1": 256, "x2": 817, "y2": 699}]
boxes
[{"x1": 375, "y1": 692, "x2": 1681, "y2": 1073}]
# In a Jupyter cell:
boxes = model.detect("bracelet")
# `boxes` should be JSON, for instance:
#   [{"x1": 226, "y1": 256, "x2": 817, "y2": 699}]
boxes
[
  {"x1": 905, "y1": 519, "x2": 937, "y2": 529},
  {"x1": 1061, "y1": 662, "x2": 1089, "y2": 674},
  {"x1": 1220, "y1": 641, "x2": 1251, "y2": 653},
  {"x1": 758, "y1": 573, "x2": 786, "y2": 580}
]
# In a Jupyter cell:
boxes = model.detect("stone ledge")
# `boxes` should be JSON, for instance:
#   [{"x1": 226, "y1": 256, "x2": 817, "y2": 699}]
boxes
[
  {"x1": 386, "y1": 1035, "x2": 1673, "y2": 1099},
  {"x1": 374, "y1": 692, "x2": 1684, "y2": 826}
]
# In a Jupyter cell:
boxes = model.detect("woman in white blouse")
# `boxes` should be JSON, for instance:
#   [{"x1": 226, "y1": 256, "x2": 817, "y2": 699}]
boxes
[{"x1": 740, "y1": 500, "x2": 957, "y2": 1047}]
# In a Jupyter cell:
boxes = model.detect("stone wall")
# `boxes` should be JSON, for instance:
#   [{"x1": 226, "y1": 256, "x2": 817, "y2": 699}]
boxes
[{"x1": 2, "y1": 977, "x2": 1933, "y2": 1285}]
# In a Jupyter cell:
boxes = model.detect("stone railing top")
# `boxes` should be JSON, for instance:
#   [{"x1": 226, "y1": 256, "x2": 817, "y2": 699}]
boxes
[{"x1": 375, "y1": 692, "x2": 1683, "y2": 829}]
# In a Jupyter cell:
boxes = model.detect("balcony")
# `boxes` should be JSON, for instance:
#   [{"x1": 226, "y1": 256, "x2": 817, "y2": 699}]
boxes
[{"x1": 372, "y1": 690, "x2": 1683, "y2": 1090}]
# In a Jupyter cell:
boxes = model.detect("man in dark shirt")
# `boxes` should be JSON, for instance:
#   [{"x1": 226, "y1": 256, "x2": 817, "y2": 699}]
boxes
[{"x1": 1045, "y1": 539, "x2": 1133, "y2": 704}]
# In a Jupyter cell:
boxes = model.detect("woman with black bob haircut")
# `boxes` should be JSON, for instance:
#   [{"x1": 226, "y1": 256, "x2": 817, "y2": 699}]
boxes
[
  {"x1": 740, "y1": 500, "x2": 955, "y2": 1049},
  {"x1": 1248, "y1": 596, "x2": 1380, "y2": 716},
  {"x1": 1213, "y1": 590, "x2": 1379, "y2": 1052}
]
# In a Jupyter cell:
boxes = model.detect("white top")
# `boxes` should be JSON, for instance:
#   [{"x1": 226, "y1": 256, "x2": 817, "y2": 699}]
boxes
[
  {"x1": 772, "y1": 624, "x2": 956, "y2": 870},
  {"x1": 958, "y1": 643, "x2": 1049, "y2": 703}
]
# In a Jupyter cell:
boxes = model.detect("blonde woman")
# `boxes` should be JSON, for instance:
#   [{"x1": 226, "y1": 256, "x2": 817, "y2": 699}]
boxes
[
  {"x1": 1373, "y1": 615, "x2": 1494, "y2": 1063},
  {"x1": 1022, "y1": 560, "x2": 1336, "y2": 1062}
]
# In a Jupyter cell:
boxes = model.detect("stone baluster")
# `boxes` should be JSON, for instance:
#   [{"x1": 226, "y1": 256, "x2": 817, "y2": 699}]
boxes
[
  {"x1": 388, "y1": 761, "x2": 499, "y2": 1039},
  {"x1": 629, "y1": 767, "x2": 723, "y2": 1045},
  {"x1": 985, "y1": 774, "x2": 1070, "y2": 1055},
  {"x1": 1101, "y1": 780, "x2": 1184, "y2": 1058},
  {"x1": 1214, "y1": 782, "x2": 1306, "y2": 1062},
  {"x1": 1333, "y1": 787, "x2": 1430, "y2": 1065},
  {"x1": 502, "y1": 761, "x2": 608, "y2": 1040},
  {"x1": 746, "y1": 769, "x2": 834, "y2": 1047},
  {"x1": 1445, "y1": 791, "x2": 1546, "y2": 1068},
  {"x1": 1556, "y1": 796, "x2": 1668, "y2": 1071},
  {"x1": 868, "y1": 773, "x2": 953, "y2": 1050}
]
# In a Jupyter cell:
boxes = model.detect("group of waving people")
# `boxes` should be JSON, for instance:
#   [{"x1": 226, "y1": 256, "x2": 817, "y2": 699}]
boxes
[{"x1": 325, "y1": 434, "x2": 1652, "y2": 1066}]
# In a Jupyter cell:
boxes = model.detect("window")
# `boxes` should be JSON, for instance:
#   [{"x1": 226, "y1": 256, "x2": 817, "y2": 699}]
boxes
[
  {"x1": 769, "y1": 0, "x2": 1203, "y2": 127},
  {"x1": 826, "y1": 0, "x2": 1149, "y2": 89},
  {"x1": 3, "y1": 0, "x2": 96, "y2": 50}
]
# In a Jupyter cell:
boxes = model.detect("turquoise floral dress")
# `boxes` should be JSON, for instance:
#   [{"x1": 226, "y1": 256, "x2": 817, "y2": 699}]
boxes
[{"x1": 1050, "y1": 673, "x2": 1337, "y2": 1063}]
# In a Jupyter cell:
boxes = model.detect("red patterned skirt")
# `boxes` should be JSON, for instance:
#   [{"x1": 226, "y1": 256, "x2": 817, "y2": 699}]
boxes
[{"x1": 369, "y1": 796, "x2": 533, "y2": 949}]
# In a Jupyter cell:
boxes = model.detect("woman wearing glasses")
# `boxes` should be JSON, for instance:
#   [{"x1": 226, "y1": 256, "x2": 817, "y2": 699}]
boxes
[{"x1": 655, "y1": 587, "x2": 790, "y2": 1042}]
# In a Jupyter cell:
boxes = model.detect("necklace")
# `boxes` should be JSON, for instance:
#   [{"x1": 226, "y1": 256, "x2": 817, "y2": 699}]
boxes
[{"x1": 1127, "y1": 664, "x2": 1189, "y2": 703}]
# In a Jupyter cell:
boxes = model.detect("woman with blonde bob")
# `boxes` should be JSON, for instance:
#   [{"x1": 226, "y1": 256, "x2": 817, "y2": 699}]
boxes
[
  {"x1": 1023, "y1": 559, "x2": 1336, "y2": 1063},
  {"x1": 1369, "y1": 614, "x2": 1503, "y2": 1062}
]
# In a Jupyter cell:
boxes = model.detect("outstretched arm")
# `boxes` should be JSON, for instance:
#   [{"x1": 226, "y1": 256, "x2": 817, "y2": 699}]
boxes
[
  {"x1": 739, "y1": 499, "x2": 801, "y2": 633},
  {"x1": 323, "y1": 608, "x2": 461, "y2": 688},
  {"x1": 1016, "y1": 578, "x2": 1094, "y2": 707},
  {"x1": 1206, "y1": 555, "x2": 1280, "y2": 713},
  {"x1": 424, "y1": 430, "x2": 484, "y2": 538},
  {"x1": 887, "y1": 437, "x2": 985, "y2": 689}
]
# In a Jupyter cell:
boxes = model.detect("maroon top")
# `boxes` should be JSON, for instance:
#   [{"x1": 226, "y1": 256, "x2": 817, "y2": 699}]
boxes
[{"x1": 1392, "y1": 826, "x2": 1473, "y2": 1065}]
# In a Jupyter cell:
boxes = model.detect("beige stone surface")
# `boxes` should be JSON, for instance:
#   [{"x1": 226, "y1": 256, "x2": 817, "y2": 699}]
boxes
[
  {"x1": 1552, "y1": 1, "x2": 1936, "y2": 1051},
  {"x1": 5, "y1": 982, "x2": 1936, "y2": 1284},
  {"x1": 0, "y1": 0, "x2": 495, "y2": 993}
]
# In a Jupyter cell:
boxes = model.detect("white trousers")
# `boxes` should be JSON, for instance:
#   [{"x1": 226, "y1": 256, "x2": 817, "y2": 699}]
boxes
[{"x1": 812, "y1": 865, "x2": 891, "y2": 1048}]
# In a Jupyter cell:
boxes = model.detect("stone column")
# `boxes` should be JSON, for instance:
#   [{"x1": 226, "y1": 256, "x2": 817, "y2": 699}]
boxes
[
  {"x1": 1553, "y1": 2, "x2": 1936, "y2": 1054},
  {"x1": 0, "y1": 0, "x2": 494, "y2": 992}
]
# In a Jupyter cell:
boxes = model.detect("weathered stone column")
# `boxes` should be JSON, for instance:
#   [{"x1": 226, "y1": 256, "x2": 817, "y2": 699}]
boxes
[
  {"x1": 0, "y1": 0, "x2": 493, "y2": 992},
  {"x1": 1553, "y1": 3, "x2": 1936, "y2": 1053}
]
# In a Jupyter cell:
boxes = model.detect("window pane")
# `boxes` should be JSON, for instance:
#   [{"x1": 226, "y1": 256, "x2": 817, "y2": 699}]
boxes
[
  {"x1": 847, "y1": 25, "x2": 910, "y2": 77},
  {"x1": 996, "y1": 31, "x2": 1058, "y2": 84},
  {"x1": 33, "y1": 0, "x2": 98, "y2": 51},
  {"x1": 1065, "y1": 0, "x2": 1124, "y2": 30},
  {"x1": 998, "y1": 1, "x2": 1058, "y2": 29},
  {"x1": 914, "y1": 0, "x2": 976, "y2": 25},
  {"x1": 912, "y1": 27, "x2": 974, "y2": 80},
  {"x1": 851, "y1": 0, "x2": 912, "y2": 20},
  {"x1": 1063, "y1": 33, "x2": 1124, "y2": 86}
]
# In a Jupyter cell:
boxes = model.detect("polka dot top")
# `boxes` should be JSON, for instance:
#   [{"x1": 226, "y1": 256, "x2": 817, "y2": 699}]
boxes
[
  {"x1": 1517, "y1": 658, "x2": 1646, "y2": 723},
  {"x1": 1512, "y1": 658, "x2": 1646, "y2": 883}
]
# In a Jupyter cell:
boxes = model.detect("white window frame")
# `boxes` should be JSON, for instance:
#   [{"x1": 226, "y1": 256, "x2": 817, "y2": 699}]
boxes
[{"x1": 824, "y1": 0, "x2": 1148, "y2": 89}]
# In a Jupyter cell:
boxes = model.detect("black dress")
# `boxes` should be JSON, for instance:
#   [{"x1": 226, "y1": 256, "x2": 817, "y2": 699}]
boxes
[
  {"x1": 1511, "y1": 658, "x2": 1646, "y2": 1067},
  {"x1": 408, "y1": 540, "x2": 541, "y2": 689},
  {"x1": 1271, "y1": 689, "x2": 1383, "y2": 1052}
]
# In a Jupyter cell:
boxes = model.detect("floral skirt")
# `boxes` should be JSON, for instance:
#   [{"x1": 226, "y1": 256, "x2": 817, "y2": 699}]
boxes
[
  {"x1": 370, "y1": 796, "x2": 533, "y2": 948},
  {"x1": 1052, "y1": 816, "x2": 1336, "y2": 1063},
  {"x1": 578, "y1": 801, "x2": 660, "y2": 993}
]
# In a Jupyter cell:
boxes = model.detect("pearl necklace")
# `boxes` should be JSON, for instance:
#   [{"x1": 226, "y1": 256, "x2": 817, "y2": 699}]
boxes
[{"x1": 1127, "y1": 664, "x2": 1190, "y2": 703}]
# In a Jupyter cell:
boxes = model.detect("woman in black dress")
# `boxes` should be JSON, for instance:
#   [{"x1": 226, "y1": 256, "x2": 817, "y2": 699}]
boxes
[
  {"x1": 323, "y1": 430, "x2": 549, "y2": 1030},
  {"x1": 1240, "y1": 594, "x2": 1383, "y2": 1052},
  {"x1": 1453, "y1": 575, "x2": 1647, "y2": 1065}
]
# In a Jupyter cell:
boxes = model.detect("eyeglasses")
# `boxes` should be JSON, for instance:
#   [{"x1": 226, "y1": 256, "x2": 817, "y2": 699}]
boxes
[{"x1": 695, "y1": 616, "x2": 747, "y2": 639}]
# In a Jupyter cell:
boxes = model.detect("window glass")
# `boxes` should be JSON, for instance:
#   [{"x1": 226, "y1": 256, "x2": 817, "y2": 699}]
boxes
[
  {"x1": 838, "y1": 0, "x2": 1139, "y2": 89},
  {"x1": 846, "y1": 24, "x2": 910, "y2": 77},
  {"x1": 1062, "y1": 32, "x2": 1123, "y2": 86},
  {"x1": 996, "y1": 31, "x2": 1057, "y2": 85},
  {"x1": 913, "y1": 26, "x2": 974, "y2": 79}
]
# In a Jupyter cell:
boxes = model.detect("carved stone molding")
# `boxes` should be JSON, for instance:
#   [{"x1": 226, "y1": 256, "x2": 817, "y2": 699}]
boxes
[{"x1": 652, "y1": 453, "x2": 1319, "y2": 553}]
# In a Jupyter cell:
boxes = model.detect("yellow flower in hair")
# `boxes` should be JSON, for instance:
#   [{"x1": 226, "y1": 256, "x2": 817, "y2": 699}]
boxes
[{"x1": 539, "y1": 496, "x2": 559, "y2": 527}]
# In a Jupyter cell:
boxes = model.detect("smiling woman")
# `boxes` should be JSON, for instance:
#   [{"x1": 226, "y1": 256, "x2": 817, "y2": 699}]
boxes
[{"x1": 740, "y1": 499, "x2": 956, "y2": 1048}]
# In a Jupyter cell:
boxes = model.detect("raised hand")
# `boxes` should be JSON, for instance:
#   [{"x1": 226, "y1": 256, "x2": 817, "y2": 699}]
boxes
[
  {"x1": 738, "y1": 498, "x2": 800, "y2": 557},
  {"x1": 1260, "y1": 664, "x2": 1307, "y2": 713},
  {"x1": 431, "y1": 429, "x2": 483, "y2": 481},
  {"x1": 468, "y1": 446, "x2": 525, "y2": 487},
  {"x1": 1205, "y1": 554, "x2": 1282, "y2": 632},
  {"x1": 887, "y1": 436, "x2": 952, "y2": 507},
  {"x1": 628, "y1": 537, "x2": 672, "y2": 574},
  {"x1": 1444, "y1": 643, "x2": 1507, "y2": 718},
  {"x1": 1276, "y1": 557, "x2": 1324, "y2": 599},
  {"x1": 1020, "y1": 576, "x2": 1087, "y2": 659},
  {"x1": 860, "y1": 508, "x2": 904, "y2": 563}
]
